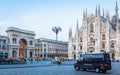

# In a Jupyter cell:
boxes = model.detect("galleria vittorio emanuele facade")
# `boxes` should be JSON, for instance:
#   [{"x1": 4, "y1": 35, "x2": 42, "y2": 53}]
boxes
[
  {"x1": 0, "y1": 27, "x2": 68, "y2": 60},
  {"x1": 68, "y1": 1, "x2": 120, "y2": 60}
]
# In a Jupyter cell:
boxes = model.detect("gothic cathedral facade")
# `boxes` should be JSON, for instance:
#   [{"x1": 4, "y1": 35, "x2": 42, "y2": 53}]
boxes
[{"x1": 68, "y1": 1, "x2": 120, "y2": 60}]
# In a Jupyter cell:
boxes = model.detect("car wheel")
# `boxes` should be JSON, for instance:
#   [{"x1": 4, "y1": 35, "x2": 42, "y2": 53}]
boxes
[
  {"x1": 83, "y1": 68, "x2": 86, "y2": 71},
  {"x1": 95, "y1": 68, "x2": 100, "y2": 73},
  {"x1": 102, "y1": 70, "x2": 107, "y2": 73},
  {"x1": 75, "y1": 66, "x2": 79, "y2": 71}
]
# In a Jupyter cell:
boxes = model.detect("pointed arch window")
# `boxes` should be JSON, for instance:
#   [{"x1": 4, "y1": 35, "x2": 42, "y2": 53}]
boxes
[
  {"x1": 102, "y1": 43, "x2": 105, "y2": 49},
  {"x1": 90, "y1": 38, "x2": 93, "y2": 43},
  {"x1": 111, "y1": 43, "x2": 114, "y2": 48},
  {"x1": 102, "y1": 34, "x2": 106, "y2": 40},
  {"x1": 80, "y1": 45, "x2": 82, "y2": 50},
  {"x1": 74, "y1": 46, "x2": 76, "y2": 50},
  {"x1": 90, "y1": 23, "x2": 94, "y2": 33},
  {"x1": 80, "y1": 37, "x2": 82, "y2": 42}
]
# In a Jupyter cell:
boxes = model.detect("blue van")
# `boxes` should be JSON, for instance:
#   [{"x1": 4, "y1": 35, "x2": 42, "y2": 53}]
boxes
[{"x1": 74, "y1": 52, "x2": 112, "y2": 73}]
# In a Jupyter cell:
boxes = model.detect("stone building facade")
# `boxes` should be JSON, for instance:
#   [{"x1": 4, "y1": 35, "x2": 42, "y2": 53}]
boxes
[
  {"x1": 0, "y1": 35, "x2": 9, "y2": 58},
  {"x1": 68, "y1": 1, "x2": 120, "y2": 60},
  {"x1": 0, "y1": 27, "x2": 68, "y2": 60},
  {"x1": 6, "y1": 27, "x2": 35, "y2": 59},
  {"x1": 35, "y1": 38, "x2": 68, "y2": 59}
]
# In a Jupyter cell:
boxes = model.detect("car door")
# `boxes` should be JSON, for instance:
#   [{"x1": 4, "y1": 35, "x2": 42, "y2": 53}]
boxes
[{"x1": 77, "y1": 56, "x2": 84, "y2": 68}]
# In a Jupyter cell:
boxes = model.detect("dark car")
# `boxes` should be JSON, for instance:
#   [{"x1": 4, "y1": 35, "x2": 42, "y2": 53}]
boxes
[{"x1": 74, "y1": 52, "x2": 112, "y2": 73}]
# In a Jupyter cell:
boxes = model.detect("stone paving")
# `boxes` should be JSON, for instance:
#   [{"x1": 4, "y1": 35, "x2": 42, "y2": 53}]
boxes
[{"x1": 0, "y1": 60, "x2": 75, "y2": 69}]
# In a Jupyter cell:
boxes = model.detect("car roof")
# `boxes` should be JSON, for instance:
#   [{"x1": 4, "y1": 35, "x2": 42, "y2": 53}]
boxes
[{"x1": 84, "y1": 52, "x2": 108, "y2": 55}]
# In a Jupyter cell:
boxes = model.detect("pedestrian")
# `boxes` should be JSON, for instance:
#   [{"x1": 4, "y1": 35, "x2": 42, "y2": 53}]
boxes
[
  {"x1": 31, "y1": 59, "x2": 33, "y2": 63},
  {"x1": 58, "y1": 59, "x2": 61, "y2": 65},
  {"x1": 37, "y1": 59, "x2": 38, "y2": 63}
]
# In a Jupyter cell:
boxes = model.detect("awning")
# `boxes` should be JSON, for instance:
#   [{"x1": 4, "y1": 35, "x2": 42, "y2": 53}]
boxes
[
  {"x1": 5, "y1": 53, "x2": 8, "y2": 56},
  {"x1": 0, "y1": 52, "x2": 3, "y2": 57}
]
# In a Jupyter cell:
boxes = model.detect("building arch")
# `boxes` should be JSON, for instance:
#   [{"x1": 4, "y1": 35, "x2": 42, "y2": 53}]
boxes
[
  {"x1": 111, "y1": 43, "x2": 115, "y2": 48},
  {"x1": 12, "y1": 51, "x2": 17, "y2": 58},
  {"x1": 30, "y1": 52, "x2": 33, "y2": 58},
  {"x1": 110, "y1": 41, "x2": 116, "y2": 48},
  {"x1": 19, "y1": 39, "x2": 27, "y2": 59},
  {"x1": 88, "y1": 47, "x2": 94, "y2": 52},
  {"x1": 102, "y1": 34, "x2": 106, "y2": 40},
  {"x1": 19, "y1": 39, "x2": 27, "y2": 45},
  {"x1": 102, "y1": 43, "x2": 105, "y2": 49}
]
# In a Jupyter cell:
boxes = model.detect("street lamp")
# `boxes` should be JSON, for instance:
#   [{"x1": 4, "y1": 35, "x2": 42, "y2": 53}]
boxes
[{"x1": 52, "y1": 26, "x2": 62, "y2": 41}]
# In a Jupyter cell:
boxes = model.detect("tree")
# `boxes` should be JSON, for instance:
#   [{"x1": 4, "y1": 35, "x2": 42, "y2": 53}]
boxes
[{"x1": 52, "y1": 26, "x2": 62, "y2": 41}]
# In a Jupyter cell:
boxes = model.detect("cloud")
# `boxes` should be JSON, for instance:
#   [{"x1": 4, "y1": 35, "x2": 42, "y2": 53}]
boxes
[
  {"x1": 21, "y1": 13, "x2": 37, "y2": 21},
  {"x1": 0, "y1": 20, "x2": 8, "y2": 25}
]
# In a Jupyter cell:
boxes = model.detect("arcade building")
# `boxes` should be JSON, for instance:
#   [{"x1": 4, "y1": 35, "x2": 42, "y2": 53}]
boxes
[
  {"x1": 0, "y1": 27, "x2": 35, "y2": 59},
  {"x1": 0, "y1": 27, "x2": 68, "y2": 60}
]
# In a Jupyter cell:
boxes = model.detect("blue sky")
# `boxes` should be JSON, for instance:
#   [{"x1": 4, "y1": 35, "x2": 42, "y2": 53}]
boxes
[{"x1": 0, "y1": 0, "x2": 119, "y2": 41}]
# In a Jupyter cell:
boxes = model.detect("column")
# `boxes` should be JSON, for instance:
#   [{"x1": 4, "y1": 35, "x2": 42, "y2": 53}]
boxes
[
  {"x1": 17, "y1": 49, "x2": 19, "y2": 59},
  {"x1": 27, "y1": 49, "x2": 30, "y2": 59},
  {"x1": 9, "y1": 50, "x2": 12, "y2": 58}
]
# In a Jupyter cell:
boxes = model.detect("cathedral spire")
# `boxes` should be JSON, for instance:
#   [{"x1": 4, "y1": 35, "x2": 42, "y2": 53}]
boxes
[
  {"x1": 115, "y1": 0, "x2": 119, "y2": 28},
  {"x1": 75, "y1": 19, "x2": 79, "y2": 38},
  {"x1": 76, "y1": 19, "x2": 79, "y2": 30},
  {"x1": 86, "y1": 9, "x2": 87, "y2": 19},
  {"x1": 98, "y1": 4, "x2": 101, "y2": 16},
  {"x1": 69, "y1": 27, "x2": 72, "y2": 38},
  {"x1": 95, "y1": 5, "x2": 97, "y2": 17},
  {"x1": 106, "y1": 11, "x2": 110, "y2": 22},
  {"x1": 83, "y1": 10, "x2": 85, "y2": 20},
  {"x1": 103, "y1": 8, "x2": 104, "y2": 17},
  {"x1": 115, "y1": 0, "x2": 119, "y2": 17}
]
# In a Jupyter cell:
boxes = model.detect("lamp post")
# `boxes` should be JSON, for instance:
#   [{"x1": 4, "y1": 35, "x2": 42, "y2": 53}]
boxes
[{"x1": 52, "y1": 26, "x2": 62, "y2": 41}]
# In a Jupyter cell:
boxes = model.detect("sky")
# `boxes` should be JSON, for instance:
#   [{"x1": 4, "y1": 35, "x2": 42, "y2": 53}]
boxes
[{"x1": 0, "y1": 0, "x2": 119, "y2": 41}]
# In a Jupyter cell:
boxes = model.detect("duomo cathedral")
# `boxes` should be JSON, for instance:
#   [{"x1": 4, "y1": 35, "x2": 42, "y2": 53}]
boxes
[{"x1": 68, "y1": 1, "x2": 120, "y2": 60}]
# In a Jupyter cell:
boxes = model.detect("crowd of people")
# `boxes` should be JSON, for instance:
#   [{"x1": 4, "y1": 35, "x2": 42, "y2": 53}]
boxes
[
  {"x1": 0, "y1": 58, "x2": 26, "y2": 64},
  {"x1": 0, "y1": 57, "x2": 75, "y2": 65}
]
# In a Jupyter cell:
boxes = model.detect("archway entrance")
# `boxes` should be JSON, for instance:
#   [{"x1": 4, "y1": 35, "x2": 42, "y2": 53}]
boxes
[
  {"x1": 12, "y1": 51, "x2": 17, "y2": 58},
  {"x1": 19, "y1": 39, "x2": 27, "y2": 59},
  {"x1": 30, "y1": 52, "x2": 33, "y2": 58}
]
